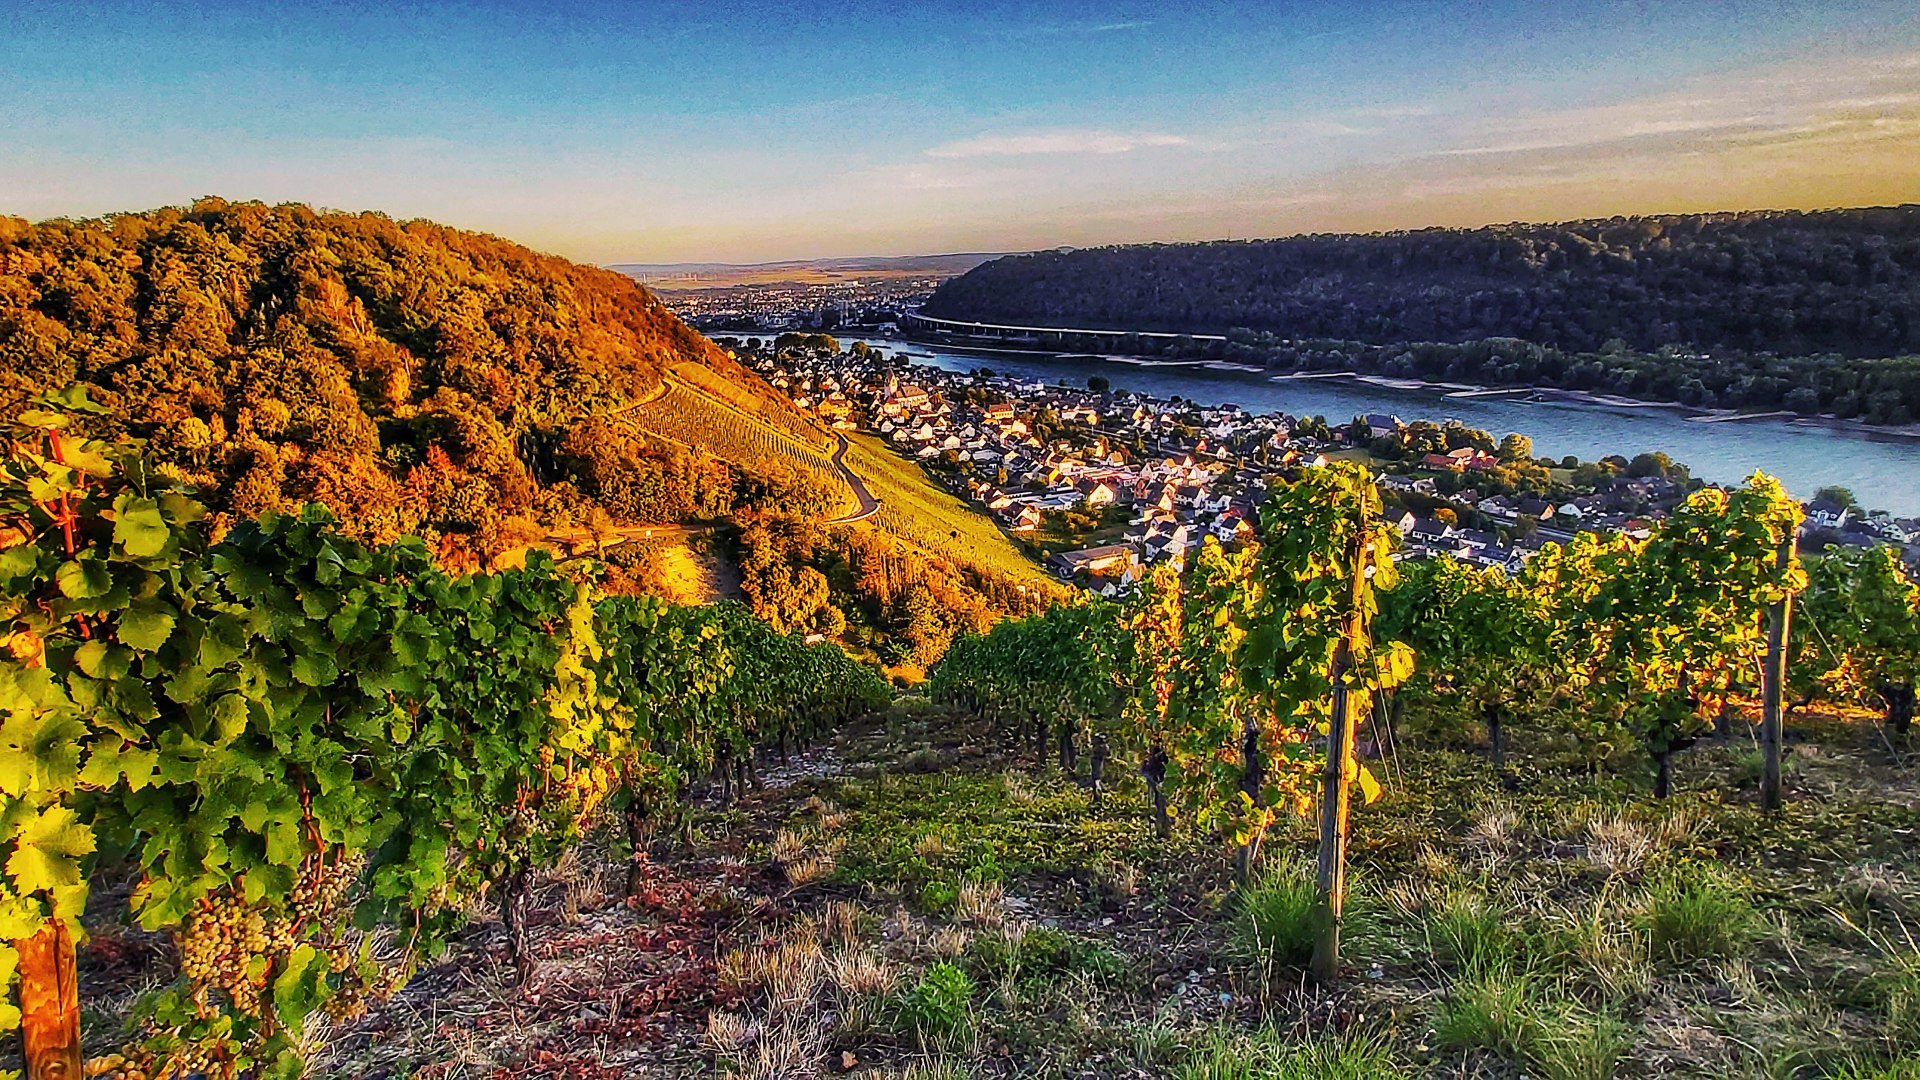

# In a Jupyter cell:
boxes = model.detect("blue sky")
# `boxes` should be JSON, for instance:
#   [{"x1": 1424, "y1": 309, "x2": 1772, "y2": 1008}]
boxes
[{"x1": 3, "y1": 0, "x2": 1918, "y2": 262}]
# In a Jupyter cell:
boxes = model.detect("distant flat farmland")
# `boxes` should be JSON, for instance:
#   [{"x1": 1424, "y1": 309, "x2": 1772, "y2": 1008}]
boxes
[{"x1": 610, "y1": 252, "x2": 1012, "y2": 291}]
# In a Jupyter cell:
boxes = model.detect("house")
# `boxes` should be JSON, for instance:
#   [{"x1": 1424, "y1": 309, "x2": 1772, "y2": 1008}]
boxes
[
  {"x1": 1210, "y1": 514, "x2": 1254, "y2": 543},
  {"x1": 1478, "y1": 495, "x2": 1519, "y2": 521},
  {"x1": 1048, "y1": 544, "x2": 1136, "y2": 579},
  {"x1": 1097, "y1": 563, "x2": 1145, "y2": 599},
  {"x1": 1363, "y1": 413, "x2": 1402, "y2": 434},
  {"x1": 998, "y1": 505, "x2": 1043, "y2": 532},
  {"x1": 1075, "y1": 479, "x2": 1120, "y2": 507},
  {"x1": 1806, "y1": 496, "x2": 1852, "y2": 529}
]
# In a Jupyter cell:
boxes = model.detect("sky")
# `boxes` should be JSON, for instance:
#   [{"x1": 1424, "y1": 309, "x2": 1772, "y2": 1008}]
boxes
[{"x1": 3, "y1": 0, "x2": 1919, "y2": 264}]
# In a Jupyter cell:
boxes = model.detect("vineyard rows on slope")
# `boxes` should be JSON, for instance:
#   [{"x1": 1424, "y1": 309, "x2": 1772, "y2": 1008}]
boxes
[
  {"x1": 628, "y1": 380, "x2": 858, "y2": 518},
  {"x1": 841, "y1": 433, "x2": 1058, "y2": 586}
]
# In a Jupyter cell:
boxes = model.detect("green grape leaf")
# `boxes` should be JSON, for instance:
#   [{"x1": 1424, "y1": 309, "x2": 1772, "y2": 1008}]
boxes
[
  {"x1": 272, "y1": 943, "x2": 331, "y2": 1030},
  {"x1": 118, "y1": 601, "x2": 177, "y2": 651},
  {"x1": 54, "y1": 558, "x2": 112, "y2": 600},
  {"x1": 111, "y1": 496, "x2": 172, "y2": 558},
  {"x1": 78, "y1": 739, "x2": 159, "y2": 791},
  {"x1": 0, "y1": 712, "x2": 85, "y2": 796},
  {"x1": 5, "y1": 804, "x2": 96, "y2": 893}
]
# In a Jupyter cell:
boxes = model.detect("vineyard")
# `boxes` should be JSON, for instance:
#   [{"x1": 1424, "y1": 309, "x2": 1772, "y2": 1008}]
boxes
[
  {"x1": 667, "y1": 362, "x2": 835, "y2": 450},
  {"x1": 11, "y1": 394, "x2": 1920, "y2": 1079},
  {"x1": 628, "y1": 380, "x2": 857, "y2": 519},
  {"x1": 914, "y1": 460, "x2": 1920, "y2": 1077},
  {"x1": 0, "y1": 390, "x2": 888, "y2": 1079},
  {"x1": 839, "y1": 435, "x2": 1058, "y2": 588}
]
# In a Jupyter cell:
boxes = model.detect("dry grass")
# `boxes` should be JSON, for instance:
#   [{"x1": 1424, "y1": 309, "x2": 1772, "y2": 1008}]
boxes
[
  {"x1": 707, "y1": 1010, "x2": 829, "y2": 1080},
  {"x1": 719, "y1": 927, "x2": 827, "y2": 1009},
  {"x1": 827, "y1": 949, "x2": 900, "y2": 998},
  {"x1": 929, "y1": 926, "x2": 972, "y2": 959},
  {"x1": 1583, "y1": 812, "x2": 1655, "y2": 876},
  {"x1": 824, "y1": 900, "x2": 864, "y2": 947},
  {"x1": 1094, "y1": 858, "x2": 1141, "y2": 903},
  {"x1": 770, "y1": 827, "x2": 810, "y2": 864},
  {"x1": 1465, "y1": 801, "x2": 1525, "y2": 864},
  {"x1": 783, "y1": 854, "x2": 836, "y2": 887},
  {"x1": 954, "y1": 880, "x2": 1005, "y2": 927},
  {"x1": 1001, "y1": 769, "x2": 1037, "y2": 806}
]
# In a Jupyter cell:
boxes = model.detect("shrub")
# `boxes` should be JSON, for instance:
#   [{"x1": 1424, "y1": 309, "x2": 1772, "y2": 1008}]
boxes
[
  {"x1": 1643, "y1": 864, "x2": 1757, "y2": 966},
  {"x1": 897, "y1": 961, "x2": 975, "y2": 1048}
]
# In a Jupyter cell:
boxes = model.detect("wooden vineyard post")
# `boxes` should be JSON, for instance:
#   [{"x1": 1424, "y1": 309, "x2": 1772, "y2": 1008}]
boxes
[
  {"x1": 1312, "y1": 523, "x2": 1368, "y2": 984},
  {"x1": 16, "y1": 921, "x2": 84, "y2": 1080},
  {"x1": 1761, "y1": 532, "x2": 1797, "y2": 813}
]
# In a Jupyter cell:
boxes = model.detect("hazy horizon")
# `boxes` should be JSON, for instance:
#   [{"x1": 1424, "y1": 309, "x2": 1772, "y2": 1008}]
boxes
[{"x1": 5, "y1": 0, "x2": 1919, "y2": 265}]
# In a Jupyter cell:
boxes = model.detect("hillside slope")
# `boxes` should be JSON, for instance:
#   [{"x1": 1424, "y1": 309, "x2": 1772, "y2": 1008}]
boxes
[
  {"x1": 0, "y1": 199, "x2": 1055, "y2": 661},
  {"x1": 924, "y1": 206, "x2": 1920, "y2": 357},
  {"x1": 0, "y1": 199, "x2": 816, "y2": 564}
]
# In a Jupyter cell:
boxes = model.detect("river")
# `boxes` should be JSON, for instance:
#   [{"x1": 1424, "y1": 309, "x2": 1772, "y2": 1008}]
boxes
[{"x1": 837, "y1": 336, "x2": 1920, "y2": 517}]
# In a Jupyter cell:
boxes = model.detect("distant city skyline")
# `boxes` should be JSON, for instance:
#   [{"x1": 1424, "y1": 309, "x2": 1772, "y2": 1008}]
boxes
[{"x1": 4, "y1": 0, "x2": 1919, "y2": 264}]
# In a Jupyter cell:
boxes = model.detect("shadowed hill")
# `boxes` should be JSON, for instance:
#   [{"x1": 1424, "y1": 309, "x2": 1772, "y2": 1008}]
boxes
[{"x1": 924, "y1": 207, "x2": 1920, "y2": 358}]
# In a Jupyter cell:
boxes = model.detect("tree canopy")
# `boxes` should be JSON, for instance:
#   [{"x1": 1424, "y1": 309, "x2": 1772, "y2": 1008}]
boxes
[{"x1": 0, "y1": 199, "x2": 745, "y2": 564}]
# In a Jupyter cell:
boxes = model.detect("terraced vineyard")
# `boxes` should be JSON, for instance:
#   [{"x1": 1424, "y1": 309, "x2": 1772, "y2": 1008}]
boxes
[
  {"x1": 629, "y1": 380, "x2": 857, "y2": 517},
  {"x1": 672, "y1": 360, "x2": 829, "y2": 446},
  {"x1": 843, "y1": 433, "x2": 1058, "y2": 587}
]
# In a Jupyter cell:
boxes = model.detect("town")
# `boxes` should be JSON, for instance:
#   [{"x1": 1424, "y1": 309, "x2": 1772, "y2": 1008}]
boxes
[{"x1": 731, "y1": 334, "x2": 1920, "y2": 596}]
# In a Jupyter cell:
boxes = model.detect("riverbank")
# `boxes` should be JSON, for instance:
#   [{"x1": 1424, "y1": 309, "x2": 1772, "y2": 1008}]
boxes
[
  {"x1": 905, "y1": 338, "x2": 1920, "y2": 443},
  {"x1": 1280, "y1": 370, "x2": 1920, "y2": 443},
  {"x1": 857, "y1": 334, "x2": 1920, "y2": 514}
]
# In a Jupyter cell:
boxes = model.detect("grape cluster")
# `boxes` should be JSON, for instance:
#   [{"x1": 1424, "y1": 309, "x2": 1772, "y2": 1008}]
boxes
[
  {"x1": 177, "y1": 895, "x2": 270, "y2": 1016},
  {"x1": 286, "y1": 855, "x2": 355, "y2": 933},
  {"x1": 92, "y1": 1042, "x2": 225, "y2": 1080}
]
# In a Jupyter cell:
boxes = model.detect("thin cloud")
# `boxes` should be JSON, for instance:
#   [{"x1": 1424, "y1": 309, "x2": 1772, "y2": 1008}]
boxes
[
  {"x1": 926, "y1": 129, "x2": 1190, "y2": 158},
  {"x1": 1008, "y1": 19, "x2": 1155, "y2": 37},
  {"x1": 1437, "y1": 51, "x2": 1920, "y2": 159}
]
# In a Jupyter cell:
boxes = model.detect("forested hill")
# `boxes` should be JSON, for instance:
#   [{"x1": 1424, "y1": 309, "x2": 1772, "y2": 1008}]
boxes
[
  {"x1": 922, "y1": 207, "x2": 1920, "y2": 357},
  {"x1": 0, "y1": 199, "x2": 754, "y2": 562}
]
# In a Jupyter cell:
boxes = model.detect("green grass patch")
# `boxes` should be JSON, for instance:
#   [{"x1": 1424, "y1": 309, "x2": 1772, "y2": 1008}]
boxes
[
  {"x1": 1230, "y1": 857, "x2": 1324, "y2": 970},
  {"x1": 1642, "y1": 863, "x2": 1758, "y2": 967},
  {"x1": 965, "y1": 925, "x2": 1132, "y2": 990},
  {"x1": 1175, "y1": 1028, "x2": 1404, "y2": 1080}
]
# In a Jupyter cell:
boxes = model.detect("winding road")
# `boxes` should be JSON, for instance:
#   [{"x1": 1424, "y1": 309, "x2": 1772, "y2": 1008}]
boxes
[{"x1": 826, "y1": 433, "x2": 880, "y2": 524}]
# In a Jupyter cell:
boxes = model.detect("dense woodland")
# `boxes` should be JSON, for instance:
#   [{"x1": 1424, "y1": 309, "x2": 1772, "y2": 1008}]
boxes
[
  {"x1": 0, "y1": 199, "x2": 754, "y2": 564},
  {"x1": 924, "y1": 208, "x2": 1920, "y2": 423}
]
